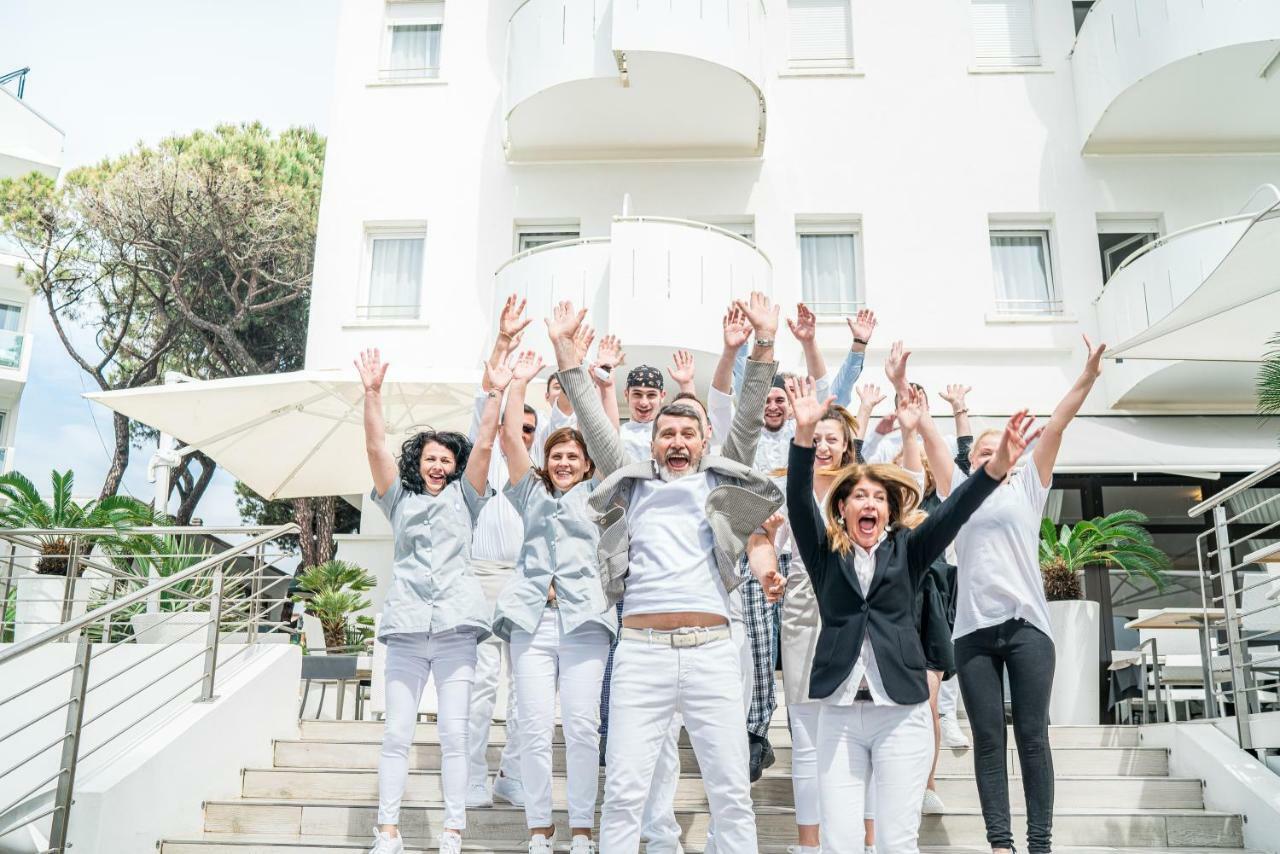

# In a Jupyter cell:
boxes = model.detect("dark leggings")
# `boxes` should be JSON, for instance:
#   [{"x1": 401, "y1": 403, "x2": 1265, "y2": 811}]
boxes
[{"x1": 955, "y1": 619, "x2": 1055, "y2": 853}]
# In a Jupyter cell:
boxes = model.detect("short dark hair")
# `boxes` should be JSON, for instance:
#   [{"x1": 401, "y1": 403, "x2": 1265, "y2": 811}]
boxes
[
  {"x1": 651, "y1": 403, "x2": 705, "y2": 438},
  {"x1": 398, "y1": 430, "x2": 471, "y2": 494},
  {"x1": 893, "y1": 382, "x2": 927, "y2": 407},
  {"x1": 671, "y1": 391, "x2": 707, "y2": 416},
  {"x1": 523, "y1": 403, "x2": 538, "y2": 426}
]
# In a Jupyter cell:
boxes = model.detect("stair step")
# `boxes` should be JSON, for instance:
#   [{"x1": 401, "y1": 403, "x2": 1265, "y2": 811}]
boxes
[
  {"x1": 200, "y1": 801, "x2": 1245, "y2": 849},
  {"x1": 164, "y1": 833, "x2": 1260, "y2": 853},
  {"x1": 275, "y1": 740, "x2": 1169, "y2": 777},
  {"x1": 242, "y1": 767, "x2": 1203, "y2": 810},
  {"x1": 297, "y1": 719, "x2": 1142, "y2": 750}
]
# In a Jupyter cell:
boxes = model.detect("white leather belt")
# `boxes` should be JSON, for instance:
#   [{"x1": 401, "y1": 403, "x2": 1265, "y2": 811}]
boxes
[{"x1": 620, "y1": 625, "x2": 731, "y2": 648}]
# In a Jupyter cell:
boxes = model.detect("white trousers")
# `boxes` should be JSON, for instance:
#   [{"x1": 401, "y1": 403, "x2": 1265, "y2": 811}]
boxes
[
  {"x1": 378, "y1": 631, "x2": 477, "y2": 828},
  {"x1": 791, "y1": 701, "x2": 877, "y2": 826},
  {"x1": 938, "y1": 675, "x2": 961, "y2": 717},
  {"x1": 510, "y1": 609, "x2": 611, "y2": 828},
  {"x1": 600, "y1": 634, "x2": 756, "y2": 854},
  {"x1": 643, "y1": 615, "x2": 752, "y2": 853},
  {"x1": 817, "y1": 700, "x2": 933, "y2": 853},
  {"x1": 469, "y1": 559, "x2": 521, "y2": 786}
]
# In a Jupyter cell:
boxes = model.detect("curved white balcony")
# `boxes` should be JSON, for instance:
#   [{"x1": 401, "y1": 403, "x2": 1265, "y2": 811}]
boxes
[
  {"x1": 504, "y1": 0, "x2": 767, "y2": 161},
  {"x1": 493, "y1": 216, "x2": 771, "y2": 377},
  {"x1": 1093, "y1": 189, "x2": 1280, "y2": 410},
  {"x1": 0, "y1": 86, "x2": 63, "y2": 175},
  {"x1": 1072, "y1": 0, "x2": 1280, "y2": 154}
]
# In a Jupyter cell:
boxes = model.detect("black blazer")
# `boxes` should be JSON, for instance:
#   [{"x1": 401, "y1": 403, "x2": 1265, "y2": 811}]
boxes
[{"x1": 787, "y1": 442, "x2": 999, "y2": 705}]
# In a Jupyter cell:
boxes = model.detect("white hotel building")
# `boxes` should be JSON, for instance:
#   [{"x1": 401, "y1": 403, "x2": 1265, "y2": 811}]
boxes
[
  {"x1": 0, "y1": 72, "x2": 62, "y2": 475},
  {"x1": 307, "y1": 1, "x2": 1280, "y2": 628}
]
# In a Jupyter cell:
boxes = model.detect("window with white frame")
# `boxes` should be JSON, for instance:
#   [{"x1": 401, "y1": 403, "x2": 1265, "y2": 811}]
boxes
[
  {"x1": 797, "y1": 223, "x2": 861, "y2": 316},
  {"x1": 1097, "y1": 217, "x2": 1159, "y2": 283},
  {"x1": 361, "y1": 227, "x2": 426, "y2": 320},
  {"x1": 989, "y1": 228, "x2": 1059, "y2": 314},
  {"x1": 381, "y1": 1, "x2": 444, "y2": 81},
  {"x1": 516, "y1": 225, "x2": 580, "y2": 253},
  {"x1": 970, "y1": 0, "x2": 1040, "y2": 68},
  {"x1": 0, "y1": 304, "x2": 20, "y2": 369},
  {"x1": 787, "y1": 0, "x2": 854, "y2": 69}
]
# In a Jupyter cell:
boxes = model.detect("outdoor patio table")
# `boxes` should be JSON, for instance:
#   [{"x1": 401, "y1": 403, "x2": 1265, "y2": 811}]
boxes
[{"x1": 1126, "y1": 608, "x2": 1227, "y2": 717}]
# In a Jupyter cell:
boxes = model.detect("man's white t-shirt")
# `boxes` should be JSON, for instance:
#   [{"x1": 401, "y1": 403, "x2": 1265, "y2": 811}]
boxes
[
  {"x1": 619, "y1": 419, "x2": 653, "y2": 465},
  {"x1": 945, "y1": 462, "x2": 1054, "y2": 641}
]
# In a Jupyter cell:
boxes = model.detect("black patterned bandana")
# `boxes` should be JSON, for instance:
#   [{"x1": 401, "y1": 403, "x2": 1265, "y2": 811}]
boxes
[{"x1": 626, "y1": 365, "x2": 664, "y2": 391}]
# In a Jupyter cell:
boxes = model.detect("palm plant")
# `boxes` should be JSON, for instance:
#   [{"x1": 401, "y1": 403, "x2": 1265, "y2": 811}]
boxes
[
  {"x1": 294, "y1": 560, "x2": 375, "y2": 651},
  {"x1": 1259, "y1": 332, "x2": 1280, "y2": 418},
  {"x1": 0, "y1": 470, "x2": 157, "y2": 575},
  {"x1": 1039, "y1": 510, "x2": 1172, "y2": 601}
]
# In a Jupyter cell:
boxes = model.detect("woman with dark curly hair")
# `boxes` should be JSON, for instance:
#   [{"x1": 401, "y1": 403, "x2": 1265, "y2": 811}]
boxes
[
  {"x1": 489, "y1": 349, "x2": 616, "y2": 854},
  {"x1": 357, "y1": 348, "x2": 502, "y2": 854}
]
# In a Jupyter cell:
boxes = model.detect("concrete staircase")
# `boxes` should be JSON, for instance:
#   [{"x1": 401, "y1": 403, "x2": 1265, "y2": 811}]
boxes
[{"x1": 160, "y1": 716, "x2": 1255, "y2": 853}]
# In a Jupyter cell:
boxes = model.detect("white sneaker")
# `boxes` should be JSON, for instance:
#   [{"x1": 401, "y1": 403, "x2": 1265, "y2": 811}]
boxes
[
  {"x1": 493, "y1": 772, "x2": 525, "y2": 807},
  {"x1": 865, "y1": 847, "x2": 877, "y2": 854},
  {"x1": 569, "y1": 835, "x2": 598, "y2": 854},
  {"x1": 438, "y1": 830, "x2": 463, "y2": 854},
  {"x1": 785, "y1": 846, "x2": 821, "y2": 854},
  {"x1": 921, "y1": 787, "x2": 946, "y2": 814},
  {"x1": 527, "y1": 833, "x2": 553, "y2": 854},
  {"x1": 368, "y1": 827, "x2": 404, "y2": 854},
  {"x1": 939, "y1": 713, "x2": 971, "y2": 748},
  {"x1": 465, "y1": 779, "x2": 493, "y2": 808}
]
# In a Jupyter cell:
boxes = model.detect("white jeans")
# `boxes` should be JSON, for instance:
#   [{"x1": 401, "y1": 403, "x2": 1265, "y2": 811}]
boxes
[
  {"x1": 469, "y1": 559, "x2": 521, "y2": 786},
  {"x1": 600, "y1": 633, "x2": 755, "y2": 854},
  {"x1": 938, "y1": 675, "x2": 960, "y2": 717},
  {"x1": 643, "y1": 615, "x2": 752, "y2": 853},
  {"x1": 790, "y1": 701, "x2": 878, "y2": 826},
  {"x1": 510, "y1": 609, "x2": 611, "y2": 828},
  {"x1": 817, "y1": 700, "x2": 933, "y2": 853},
  {"x1": 378, "y1": 631, "x2": 477, "y2": 828}
]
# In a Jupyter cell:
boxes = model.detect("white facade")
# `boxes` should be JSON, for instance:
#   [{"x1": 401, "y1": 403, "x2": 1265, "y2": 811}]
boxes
[
  {"x1": 306, "y1": 0, "x2": 1280, "y2": 486},
  {"x1": 0, "y1": 80, "x2": 64, "y2": 474}
]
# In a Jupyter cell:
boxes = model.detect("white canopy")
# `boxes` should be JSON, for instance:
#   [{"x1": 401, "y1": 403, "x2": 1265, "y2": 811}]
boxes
[
  {"x1": 85, "y1": 371, "x2": 486, "y2": 500},
  {"x1": 1042, "y1": 415, "x2": 1278, "y2": 475}
]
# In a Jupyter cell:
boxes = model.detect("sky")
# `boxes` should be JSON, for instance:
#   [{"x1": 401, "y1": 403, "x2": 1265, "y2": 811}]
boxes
[{"x1": 0, "y1": 0, "x2": 340, "y2": 523}]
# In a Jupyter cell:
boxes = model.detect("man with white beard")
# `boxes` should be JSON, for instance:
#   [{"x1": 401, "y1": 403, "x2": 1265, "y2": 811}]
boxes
[{"x1": 549, "y1": 294, "x2": 786, "y2": 853}]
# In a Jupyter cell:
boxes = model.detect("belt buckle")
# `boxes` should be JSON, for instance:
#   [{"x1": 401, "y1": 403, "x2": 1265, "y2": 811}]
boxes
[{"x1": 672, "y1": 631, "x2": 697, "y2": 648}]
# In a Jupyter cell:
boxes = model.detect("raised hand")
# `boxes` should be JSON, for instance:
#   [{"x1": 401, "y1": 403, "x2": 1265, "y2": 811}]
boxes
[
  {"x1": 847, "y1": 308, "x2": 877, "y2": 345},
  {"x1": 874, "y1": 412, "x2": 898, "y2": 436},
  {"x1": 485, "y1": 357, "x2": 515, "y2": 393},
  {"x1": 783, "y1": 376, "x2": 835, "y2": 432},
  {"x1": 512, "y1": 349, "x2": 544, "y2": 382},
  {"x1": 896, "y1": 385, "x2": 926, "y2": 433},
  {"x1": 722, "y1": 305, "x2": 752, "y2": 351},
  {"x1": 1082, "y1": 335, "x2": 1106, "y2": 380},
  {"x1": 734, "y1": 291, "x2": 780, "y2": 339},
  {"x1": 989, "y1": 409, "x2": 1045, "y2": 479},
  {"x1": 355, "y1": 348, "x2": 389, "y2": 394},
  {"x1": 885, "y1": 340, "x2": 910, "y2": 391},
  {"x1": 572, "y1": 322, "x2": 596, "y2": 365},
  {"x1": 786, "y1": 302, "x2": 817, "y2": 343},
  {"x1": 939, "y1": 384, "x2": 971, "y2": 412},
  {"x1": 597, "y1": 334, "x2": 626, "y2": 370},
  {"x1": 545, "y1": 300, "x2": 586, "y2": 342},
  {"x1": 499, "y1": 294, "x2": 532, "y2": 342},
  {"x1": 668, "y1": 349, "x2": 696, "y2": 386},
  {"x1": 857, "y1": 383, "x2": 886, "y2": 411}
]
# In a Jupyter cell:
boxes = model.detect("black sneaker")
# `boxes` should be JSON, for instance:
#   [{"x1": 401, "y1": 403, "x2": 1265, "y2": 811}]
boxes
[{"x1": 748, "y1": 734, "x2": 775, "y2": 782}]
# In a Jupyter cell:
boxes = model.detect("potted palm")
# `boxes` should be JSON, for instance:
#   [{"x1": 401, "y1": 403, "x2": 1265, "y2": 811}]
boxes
[
  {"x1": 293, "y1": 560, "x2": 375, "y2": 652},
  {"x1": 0, "y1": 470, "x2": 155, "y2": 641},
  {"x1": 1259, "y1": 332, "x2": 1280, "y2": 418},
  {"x1": 1039, "y1": 510, "x2": 1171, "y2": 724}
]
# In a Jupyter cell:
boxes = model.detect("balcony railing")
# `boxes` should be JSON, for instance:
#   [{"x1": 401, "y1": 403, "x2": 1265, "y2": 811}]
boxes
[{"x1": 0, "y1": 330, "x2": 24, "y2": 370}]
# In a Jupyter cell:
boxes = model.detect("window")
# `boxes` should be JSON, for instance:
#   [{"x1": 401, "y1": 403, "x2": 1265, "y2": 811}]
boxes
[
  {"x1": 361, "y1": 228, "x2": 425, "y2": 320},
  {"x1": 381, "y1": 2, "x2": 444, "y2": 81},
  {"x1": 797, "y1": 224, "x2": 861, "y2": 316},
  {"x1": 989, "y1": 228, "x2": 1059, "y2": 314},
  {"x1": 704, "y1": 220, "x2": 755, "y2": 242},
  {"x1": 1072, "y1": 1, "x2": 1094, "y2": 35},
  {"x1": 0, "y1": 304, "x2": 22, "y2": 369},
  {"x1": 1097, "y1": 218, "x2": 1160, "y2": 283},
  {"x1": 787, "y1": 0, "x2": 854, "y2": 69},
  {"x1": 516, "y1": 226, "x2": 580, "y2": 253},
  {"x1": 970, "y1": 0, "x2": 1040, "y2": 68}
]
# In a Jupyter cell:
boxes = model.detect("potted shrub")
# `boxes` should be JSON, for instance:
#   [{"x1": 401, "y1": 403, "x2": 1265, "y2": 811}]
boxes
[
  {"x1": 293, "y1": 560, "x2": 375, "y2": 653},
  {"x1": 0, "y1": 470, "x2": 155, "y2": 641},
  {"x1": 1039, "y1": 510, "x2": 1171, "y2": 724}
]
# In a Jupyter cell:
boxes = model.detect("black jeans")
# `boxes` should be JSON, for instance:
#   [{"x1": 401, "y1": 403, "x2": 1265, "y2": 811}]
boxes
[{"x1": 955, "y1": 618, "x2": 1055, "y2": 853}]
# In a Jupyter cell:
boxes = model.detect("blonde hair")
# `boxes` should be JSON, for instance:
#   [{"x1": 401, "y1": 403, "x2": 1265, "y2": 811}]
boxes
[
  {"x1": 770, "y1": 405, "x2": 860, "y2": 478},
  {"x1": 970, "y1": 428, "x2": 1001, "y2": 465},
  {"x1": 823, "y1": 463, "x2": 925, "y2": 555}
]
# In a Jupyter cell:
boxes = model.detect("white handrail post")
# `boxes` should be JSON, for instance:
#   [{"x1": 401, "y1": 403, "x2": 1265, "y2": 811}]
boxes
[
  {"x1": 197, "y1": 563, "x2": 226, "y2": 703},
  {"x1": 47, "y1": 635, "x2": 91, "y2": 851},
  {"x1": 1212, "y1": 505, "x2": 1255, "y2": 753}
]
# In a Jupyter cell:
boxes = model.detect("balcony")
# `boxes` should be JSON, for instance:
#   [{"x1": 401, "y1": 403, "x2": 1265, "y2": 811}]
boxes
[
  {"x1": 0, "y1": 329, "x2": 24, "y2": 370},
  {"x1": 1072, "y1": 0, "x2": 1280, "y2": 154},
  {"x1": 504, "y1": 0, "x2": 767, "y2": 161},
  {"x1": 0, "y1": 80, "x2": 63, "y2": 176},
  {"x1": 493, "y1": 216, "x2": 771, "y2": 374},
  {"x1": 1094, "y1": 188, "x2": 1280, "y2": 410}
]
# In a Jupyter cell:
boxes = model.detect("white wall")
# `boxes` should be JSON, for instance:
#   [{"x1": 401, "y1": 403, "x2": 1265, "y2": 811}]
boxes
[{"x1": 305, "y1": 0, "x2": 1280, "y2": 421}]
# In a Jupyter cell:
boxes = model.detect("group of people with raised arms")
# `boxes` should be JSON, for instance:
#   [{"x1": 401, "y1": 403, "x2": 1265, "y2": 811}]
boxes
[{"x1": 360, "y1": 291, "x2": 1106, "y2": 854}]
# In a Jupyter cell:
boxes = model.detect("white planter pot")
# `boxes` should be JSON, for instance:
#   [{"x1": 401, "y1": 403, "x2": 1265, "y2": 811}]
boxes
[
  {"x1": 13, "y1": 574, "x2": 85, "y2": 642},
  {"x1": 1048, "y1": 599, "x2": 1100, "y2": 725},
  {"x1": 129, "y1": 611, "x2": 212, "y2": 644}
]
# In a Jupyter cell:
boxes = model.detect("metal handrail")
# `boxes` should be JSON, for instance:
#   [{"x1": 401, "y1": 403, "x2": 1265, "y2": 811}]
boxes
[
  {"x1": 1188, "y1": 459, "x2": 1280, "y2": 518},
  {"x1": 0, "y1": 523, "x2": 296, "y2": 665},
  {"x1": 0, "y1": 67, "x2": 29, "y2": 99},
  {"x1": 614, "y1": 215, "x2": 773, "y2": 266}
]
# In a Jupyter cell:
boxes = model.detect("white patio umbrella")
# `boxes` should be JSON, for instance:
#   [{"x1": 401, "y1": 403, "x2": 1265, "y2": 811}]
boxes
[{"x1": 84, "y1": 370, "x2": 488, "y2": 500}]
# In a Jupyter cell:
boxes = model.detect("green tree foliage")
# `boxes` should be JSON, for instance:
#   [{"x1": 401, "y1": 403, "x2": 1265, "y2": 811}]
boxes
[
  {"x1": 1038, "y1": 510, "x2": 1171, "y2": 601},
  {"x1": 235, "y1": 481, "x2": 360, "y2": 567},
  {"x1": 1259, "y1": 332, "x2": 1280, "y2": 420}
]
